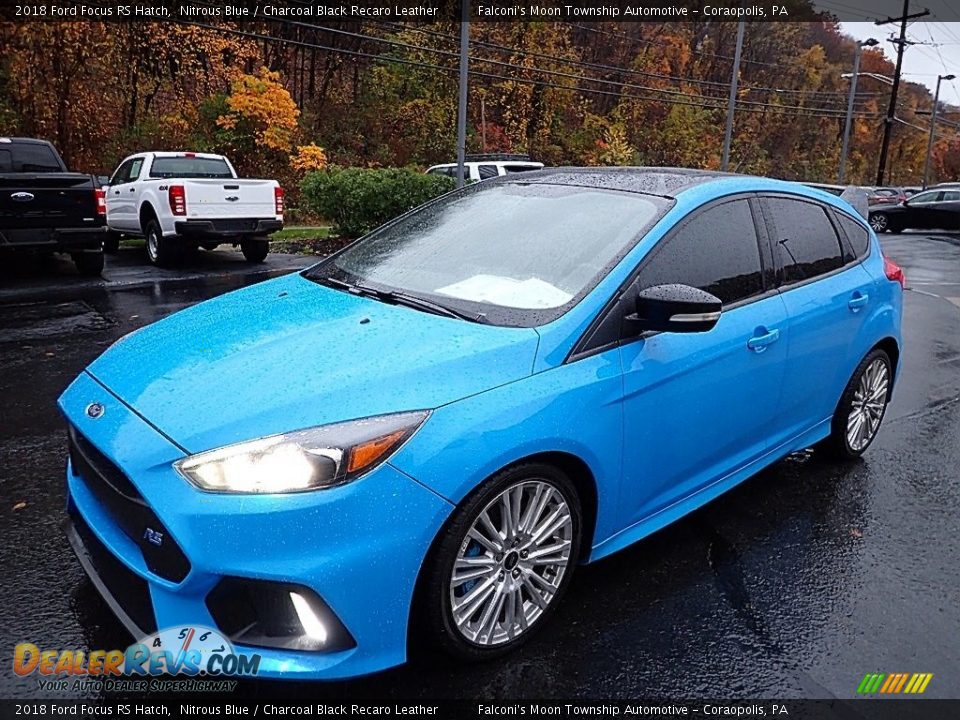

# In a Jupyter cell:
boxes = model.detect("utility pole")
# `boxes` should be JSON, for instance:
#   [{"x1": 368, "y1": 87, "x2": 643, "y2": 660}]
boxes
[
  {"x1": 455, "y1": 0, "x2": 470, "y2": 189},
  {"x1": 923, "y1": 73, "x2": 955, "y2": 189},
  {"x1": 839, "y1": 38, "x2": 878, "y2": 184},
  {"x1": 480, "y1": 94, "x2": 487, "y2": 153},
  {"x1": 721, "y1": 20, "x2": 745, "y2": 172},
  {"x1": 875, "y1": 0, "x2": 929, "y2": 186}
]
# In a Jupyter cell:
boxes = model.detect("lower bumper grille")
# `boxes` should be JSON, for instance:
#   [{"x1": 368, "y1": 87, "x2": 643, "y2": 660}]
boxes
[
  {"x1": 68, "y1": 425, "x2": 191, "y2": 583},
  {"x1": 66, "y1": 505, "x2": 157, "y2": 636}
]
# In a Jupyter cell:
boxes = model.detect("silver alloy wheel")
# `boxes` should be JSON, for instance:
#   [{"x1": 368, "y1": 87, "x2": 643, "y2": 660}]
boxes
[
  {"x1": 869, "y1": 214, "x2": 888, "y2": 232},
  {"x1": 846, "y1": 358, "x2": 890, "y2": 451},
  {"x1": 449, "y1": 480, "x2": 573, "y2": 646},
  {"x1": 146, "y1": 227, "x2": 159, "y2": 263}
]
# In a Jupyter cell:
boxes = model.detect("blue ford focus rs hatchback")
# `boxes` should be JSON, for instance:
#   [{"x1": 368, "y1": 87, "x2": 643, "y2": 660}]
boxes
[{"x1": 60, "y1": 168, "x2": 904, "y2": 679}]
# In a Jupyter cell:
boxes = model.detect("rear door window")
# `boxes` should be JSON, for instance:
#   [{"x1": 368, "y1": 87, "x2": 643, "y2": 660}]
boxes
[
  {"x1": 764, "y1": 197, "x2": 844, "y2": 284},
  {"x1": 636, "y1": 199, "x2": 764, "y2": 306}
]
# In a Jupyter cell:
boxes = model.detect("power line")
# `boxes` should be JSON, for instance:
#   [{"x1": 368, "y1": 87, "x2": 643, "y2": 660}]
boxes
[
  {"x1": 263, "y1": 17, "x2": 868, "y2": 112},
  {"x1": 184, "y1": 20, "x2": 883, "y2": 120},
  {"x1": 371, "y1": 19, "x2": 885, "y2": 102}
]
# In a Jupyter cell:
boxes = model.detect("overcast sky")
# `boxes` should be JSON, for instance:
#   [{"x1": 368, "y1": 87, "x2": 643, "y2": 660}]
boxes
[{"x1": 838, "y1": 21, "x2": 960, "y2": 103}]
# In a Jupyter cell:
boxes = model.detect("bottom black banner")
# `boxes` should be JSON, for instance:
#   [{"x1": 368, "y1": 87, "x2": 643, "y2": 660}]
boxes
[{"x1": 1, "y1": 700, "x2": 959, "y2": 720}]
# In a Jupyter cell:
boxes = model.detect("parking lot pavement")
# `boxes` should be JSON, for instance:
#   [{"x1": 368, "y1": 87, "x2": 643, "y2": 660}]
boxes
[
  {"x1": 1, "y1": 234, "x2": 958, "y2": 700},
  {"x1": 0, "y1": 245, "x2": 313, "y2": 303}
]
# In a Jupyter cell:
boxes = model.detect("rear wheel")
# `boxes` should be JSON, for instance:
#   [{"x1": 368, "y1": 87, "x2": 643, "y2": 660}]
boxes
[
  {"x1": 240, "y1": 237, "x2": 269, "y2": 263},
  {"x1": 821, "y1": 348, "x2": 893, "y2": 460},
  {"x1": 145, "y1": 220, "x2": 180, "y2": 267},
  {"x1": 199, "y1": 241, "x2": 219, "y2": 251},
  {"x1": 72, "y1": 251, "x2": 104, "y2": 277},
  {"x1": 424, "y1": 463, "x2": 581, "y2": 661},
  {"x1": 103, "y1": 231, "x2": 121, "y2": 254}
]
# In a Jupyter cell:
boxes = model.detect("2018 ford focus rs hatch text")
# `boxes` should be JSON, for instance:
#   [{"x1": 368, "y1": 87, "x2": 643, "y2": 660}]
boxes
[{"x1": 59, "y1": 168, "x2": 904, "y2": 679}]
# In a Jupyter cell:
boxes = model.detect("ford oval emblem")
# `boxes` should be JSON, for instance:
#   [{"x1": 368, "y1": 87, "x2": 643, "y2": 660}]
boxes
[
  {"x1": 10, "y1": 192, "x2": 35, "y2": 202},
  {"x1": 85, "y1": 402, "x2": 105, "y2": 419}
]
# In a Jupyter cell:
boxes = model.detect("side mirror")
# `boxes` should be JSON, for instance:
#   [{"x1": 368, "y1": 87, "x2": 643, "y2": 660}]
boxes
[
  {"x1": 628, "y1": 284, "x2": 722, "y2": 333},
  {"x1": 98, "y1": 175, "x2": 112, "y2": 187}
]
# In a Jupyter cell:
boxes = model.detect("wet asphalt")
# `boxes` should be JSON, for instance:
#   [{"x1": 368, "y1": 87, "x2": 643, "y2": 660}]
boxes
[{"x1": 0, "y1": 236, "x2": 958, "y2": 700}]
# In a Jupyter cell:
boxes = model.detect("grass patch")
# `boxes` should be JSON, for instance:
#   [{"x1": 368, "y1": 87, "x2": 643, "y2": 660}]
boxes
[{"x1": 272, "y1": 226, "x2": 331, "y2": 240}]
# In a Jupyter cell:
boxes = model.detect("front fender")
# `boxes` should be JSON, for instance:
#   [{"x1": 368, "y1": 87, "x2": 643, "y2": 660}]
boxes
[{"x1": 389, "y1": 349, "x2": 625, "y2": 548}]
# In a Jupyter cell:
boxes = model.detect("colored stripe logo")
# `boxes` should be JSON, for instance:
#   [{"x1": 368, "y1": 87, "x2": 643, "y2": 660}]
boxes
[{"x1": 857, "y1": 673, "x2": 933, "y2": 694}]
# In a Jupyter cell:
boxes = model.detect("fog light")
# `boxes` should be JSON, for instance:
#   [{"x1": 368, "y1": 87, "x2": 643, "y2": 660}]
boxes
[{"x1": 206, "y1": 578, "x2": 355, "y2": 653}]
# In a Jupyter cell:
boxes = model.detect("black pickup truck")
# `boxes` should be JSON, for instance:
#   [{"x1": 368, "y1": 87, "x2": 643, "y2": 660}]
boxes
[{"x1": 0, "y1": 137, "x2": 106, "y2": 275}]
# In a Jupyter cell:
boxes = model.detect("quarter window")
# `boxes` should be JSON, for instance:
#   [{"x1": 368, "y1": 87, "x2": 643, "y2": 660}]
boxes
[
  {"x1": 477, "y1": 164, "x2": 500, "y2": 180},
  {"x1": 836, "y1": 213, "x2": 871, "y2": 259},
  {"x1": 636, "y1": 199, "x2": 764, "y2": 306},
  {"x1": 764, "y1": 198, "x2": 844, "y2": 284}
]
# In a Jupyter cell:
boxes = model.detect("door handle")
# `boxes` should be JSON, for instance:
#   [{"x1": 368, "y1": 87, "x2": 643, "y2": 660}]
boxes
[
  {"x1": 848, "y1": 292, "x2": 869, "y2": 312},
  {"x1": 747, "y1": 328, "x2": 780, "y2": 353},
  {"x1": 129, "y1": 188, "x2": 136, "y2": 193},
  {"x1": 113, "y1": 190, "x2": 120, "y2": 195}
]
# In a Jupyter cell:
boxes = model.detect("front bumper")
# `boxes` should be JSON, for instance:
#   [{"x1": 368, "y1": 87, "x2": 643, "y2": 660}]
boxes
[
  {"x1": 174, "y1": 219, "x2": 282, "y2": 239},
  {"x1": 58, "y1": 371, "x2": 452, "y2": 680}
]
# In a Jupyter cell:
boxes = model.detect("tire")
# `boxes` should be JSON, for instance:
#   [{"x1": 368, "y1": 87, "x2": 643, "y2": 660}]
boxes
[
  {"x1": 144, "y1": 219, "x2": 180, "y2": 267},
  {"x1": 72, "y1": 251, "x2": 104, "y2": 277},
  {"x1": 869, "y1": 213, "x2": 890, "y2": 233},
  {"x1": 240, "y1": 237, "x2": 269, "y2": 263},
  {"x1": 199, "y1": 241, "x2": 219, "y2": 251},
  {"x1": 423, "y1": 462, "x2": 582, "y2": 661},
  {"x1": 103, "y1": 231, "x2": 121, "y2": 254},
  {"x1": 820, "y1": 348, "x2": 893, "y2": 460}
]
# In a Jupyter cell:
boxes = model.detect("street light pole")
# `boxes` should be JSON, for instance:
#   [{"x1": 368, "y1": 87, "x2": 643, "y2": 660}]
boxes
[
  {"x1": 839, "y1": 38, "x2": 878, "y2": 184},
  {"x1": 721, "y1": 20, "x2": 745, "y2": 172},
  {"x1": 455, "y1": 0, "x2": 470, "y2": 189},
  {"x1": 923, "y1": 74, "x2": 955, "y2": 189}
]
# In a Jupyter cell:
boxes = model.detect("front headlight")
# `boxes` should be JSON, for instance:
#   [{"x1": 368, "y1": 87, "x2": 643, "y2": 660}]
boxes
[{"x1": 173, "y1": 411, "x2": 429, "y2": 494}]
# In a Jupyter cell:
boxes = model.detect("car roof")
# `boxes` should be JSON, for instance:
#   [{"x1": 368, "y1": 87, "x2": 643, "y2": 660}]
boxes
[
  {"x1": 428, "y1": 160, "x2": 543, "y2": 168},
  {"x1": 0, "y1": 137, "x2": 55, "y2": 145},
  {"x1": 490, "y1": 166, "x2": 868, "y2": 221}
]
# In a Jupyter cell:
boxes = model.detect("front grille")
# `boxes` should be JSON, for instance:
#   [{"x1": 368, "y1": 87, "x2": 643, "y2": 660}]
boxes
[
  {"x1": 68, "y1": 426, "x2": 191, "y2": 583},
  {"x1": 68, "y1": 505, "x2": 158, "y2": 635},
  {"x1": 212, "y1": 219, "x2": 258, "y2": 232}
]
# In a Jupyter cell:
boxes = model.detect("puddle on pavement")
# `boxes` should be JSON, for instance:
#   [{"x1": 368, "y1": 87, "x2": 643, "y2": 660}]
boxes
[{"x1": 0, "y1": 301, "x2": 114, "y2": 343}]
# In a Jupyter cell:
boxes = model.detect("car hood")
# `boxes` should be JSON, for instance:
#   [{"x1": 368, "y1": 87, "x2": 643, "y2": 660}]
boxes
[{"x1": 86, "y1": 273, "x2": 539, "y2": 454}]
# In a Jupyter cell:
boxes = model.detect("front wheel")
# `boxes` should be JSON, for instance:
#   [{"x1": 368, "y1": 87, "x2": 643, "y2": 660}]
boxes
[
  {"x1": 424, "y1": 463, "x2": 582, "y2": 661},
  {"x1": 821, "y1": 348, "x2": 893, "y2": 460},
  {"x1": 240, "y1": 237, "x2": 269, "y2": 263},
  {"x1": 869, "y1": 213, "x2": 890, "y2": 233}
]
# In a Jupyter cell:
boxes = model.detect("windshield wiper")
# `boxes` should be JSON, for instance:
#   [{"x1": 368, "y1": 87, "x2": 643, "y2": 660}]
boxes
[
  {"x1": 373, "y1": 287, "x2": 488, "y2": 324},
  {"x1": 314, "y1": 276, "x2": 487, "y2": 324}
]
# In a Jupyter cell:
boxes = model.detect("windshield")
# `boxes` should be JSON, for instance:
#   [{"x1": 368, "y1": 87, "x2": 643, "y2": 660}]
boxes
[
  {"x1": 305, "y1": 182, "x2": 670, "y2": 327},
  {"x1": 149, "y1": 157, "x2": 233, "y2": 179}
]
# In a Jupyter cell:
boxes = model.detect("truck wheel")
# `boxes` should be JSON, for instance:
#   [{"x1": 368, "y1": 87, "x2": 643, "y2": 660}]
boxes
[
  {"x1": 240, "y1": 237, "x2": 269, "y2": 263},
  {"x1": 145, "y1": 220, "x2": 180, "y2": 267},
  {"x1": 103, "y1": 231, "x2": 122, "y2": 254},
  {"x1": 200, "y1": 241, "x2": 219, "y2": 251},
  {"x1": 72, "y1": 252, "x2": 105, "y2": 277}
]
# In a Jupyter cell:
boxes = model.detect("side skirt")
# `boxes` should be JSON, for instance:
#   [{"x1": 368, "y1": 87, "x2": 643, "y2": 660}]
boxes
[{"x1": 586, "y1": 418, "x2": 832, "y2": 563}]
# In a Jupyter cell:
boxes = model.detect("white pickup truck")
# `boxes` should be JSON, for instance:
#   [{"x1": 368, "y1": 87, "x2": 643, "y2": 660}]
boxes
[{"x1": 103, "y1": 152, "x2": 283, "y2": 266}]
